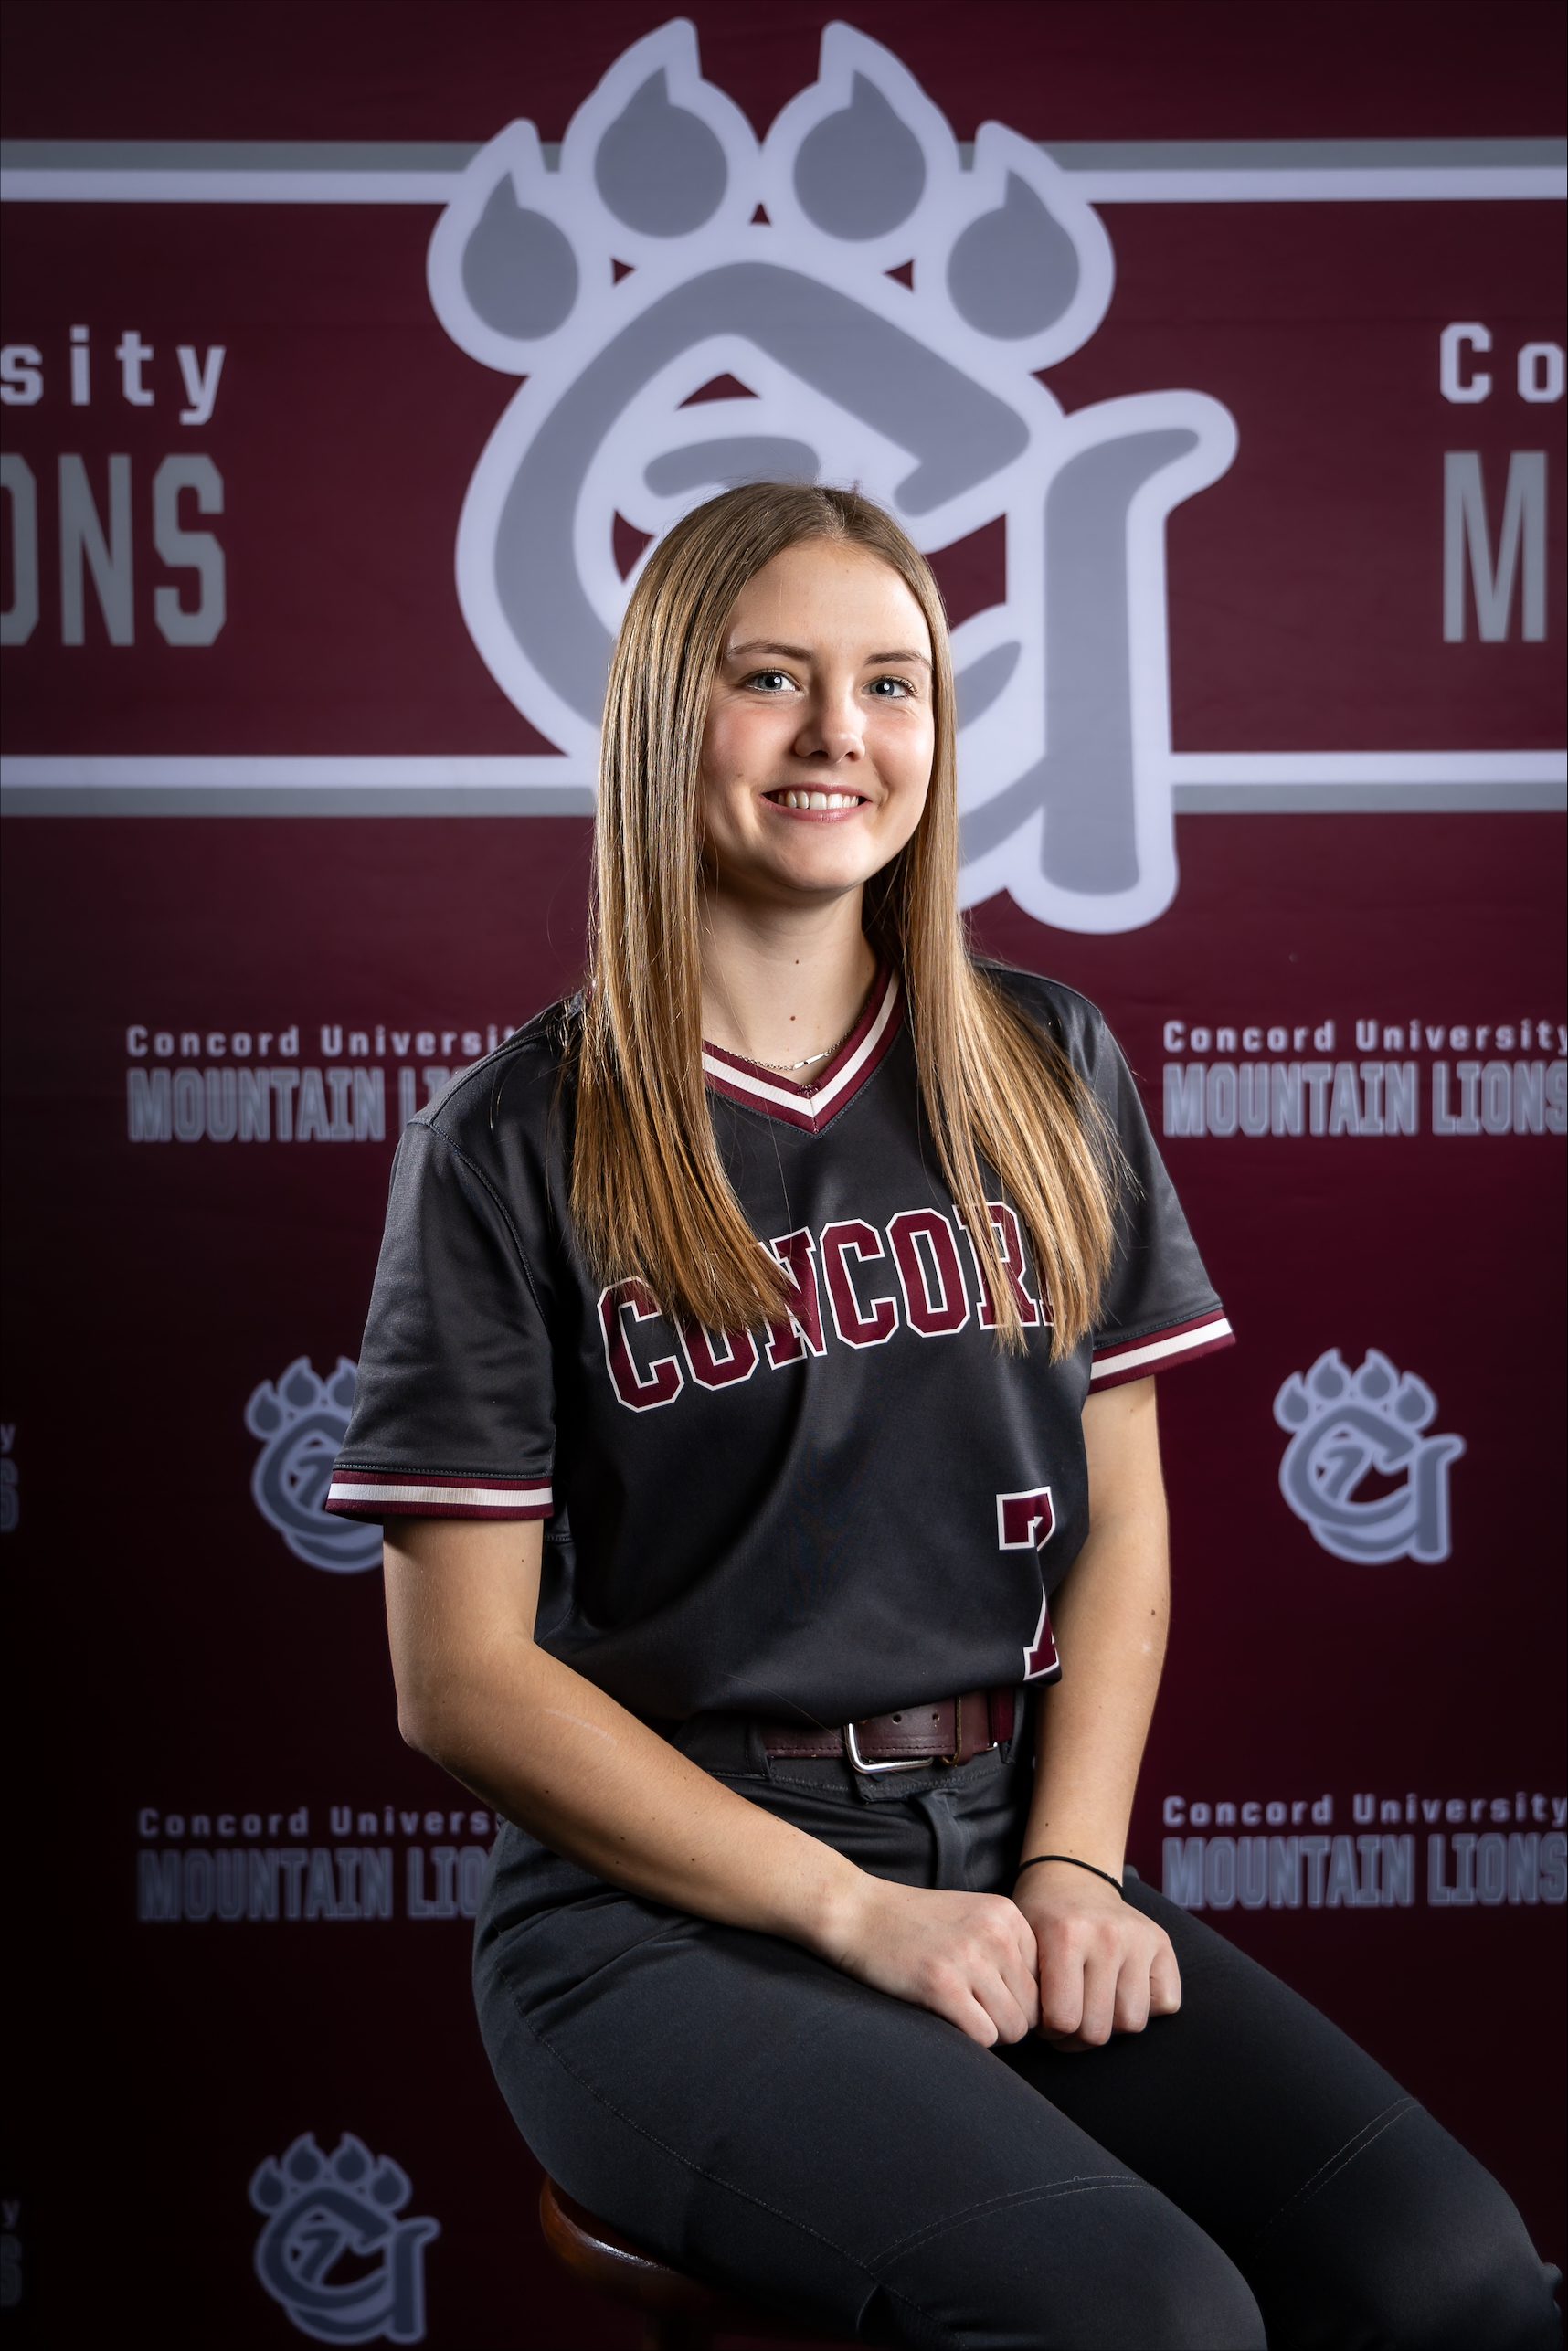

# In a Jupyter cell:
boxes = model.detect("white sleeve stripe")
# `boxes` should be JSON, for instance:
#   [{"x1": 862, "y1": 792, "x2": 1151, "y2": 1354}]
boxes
[
  {"x1": 1088, "y1": 1316, "x2": 1234, "y2": 1380},
  {"x1": 327, "y1": 1478, "x2": 551, "y2": 1509}
]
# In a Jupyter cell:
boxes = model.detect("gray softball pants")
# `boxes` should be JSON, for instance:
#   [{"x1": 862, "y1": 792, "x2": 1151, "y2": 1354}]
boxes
[{"x1": 472, "y1": 1701, "x2": 1563, "y2": 2349}]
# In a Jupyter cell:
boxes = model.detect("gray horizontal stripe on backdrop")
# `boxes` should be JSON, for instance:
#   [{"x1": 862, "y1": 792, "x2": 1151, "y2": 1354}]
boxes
[
  {"x1": 3, "y1": 781, "x2": 1563, "y2": 818},
  {"x1": 0, "y1": 140, "x2": 486, "y2": 171},
  {"x1": 1172, "y1": 778, "x2": 1566, "y2": 813},
  {"x1": 0, "y1": 783, "x2": 599, "y2": 816},
  {"x1": 2, "y1": 136, "x2": 1563, "y2": 173}
]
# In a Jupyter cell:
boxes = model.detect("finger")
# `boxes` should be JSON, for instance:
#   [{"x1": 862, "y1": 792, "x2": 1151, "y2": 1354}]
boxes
[
  {"x1": 994, "y1": 1977, "x2": 1039, "y2": 2040},
  {"x1": 1111, "y1": 1946, "x2": 1152, "y2": 2036},
  {"x1": 1067, "y1": 1918, "x2": 1128, "y2": 2049},
  {"x1": 1072, "y1": 1946, "x2": 1123, "y2": 2059},
  {"x1": 997, "y1": 1914, "x2": 1039, "y2": 2029},
  {"x1": 954, "y1": 1991, "x2": 1002, "y2": 2048},
  {"x1": 975, "y1": 1959, "x2": 1034, "y2": 2046},
  {"x1": 999, "y1": 1935, "x2": 1041, "y2": 2031},
  {"x1": 1148, "y1": 1937, "x2": 1182, "y2": 2017},
  {"x1": 1036, "y1": 1950, "x2": 1086, "y2": 2044}
]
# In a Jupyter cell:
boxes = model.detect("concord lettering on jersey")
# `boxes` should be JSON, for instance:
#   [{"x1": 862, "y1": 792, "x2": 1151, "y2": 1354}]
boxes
[{"x1": 599, "y1": 1203, "x2": 1230, "y2": 1414}]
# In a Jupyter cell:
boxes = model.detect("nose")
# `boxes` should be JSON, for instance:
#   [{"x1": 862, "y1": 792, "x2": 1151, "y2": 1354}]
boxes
[{"x1": 793, "y1": 685, "x2": 866, "y2": 766}]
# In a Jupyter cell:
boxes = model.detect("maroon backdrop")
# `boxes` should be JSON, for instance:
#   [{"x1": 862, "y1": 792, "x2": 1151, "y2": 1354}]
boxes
[{"x1": 2, "y1": 5, "x2": 1563, "y2": 2345}]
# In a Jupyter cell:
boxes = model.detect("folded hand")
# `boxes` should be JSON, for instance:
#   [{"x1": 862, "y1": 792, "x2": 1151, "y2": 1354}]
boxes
[{"x1": 1012, "y1": 1861, "x2": 1181, "y2": 2052}]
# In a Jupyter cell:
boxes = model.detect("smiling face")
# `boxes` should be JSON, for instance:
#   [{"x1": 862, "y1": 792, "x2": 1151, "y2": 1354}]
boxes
[{"x1": 697, "y1": 537, "x2": 937, "y2": 914}]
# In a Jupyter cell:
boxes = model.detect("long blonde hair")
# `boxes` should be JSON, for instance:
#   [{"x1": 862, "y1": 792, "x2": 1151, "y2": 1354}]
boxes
[{"x1": 568, "y1": 482, "x2": 1122, "y2": 1357}]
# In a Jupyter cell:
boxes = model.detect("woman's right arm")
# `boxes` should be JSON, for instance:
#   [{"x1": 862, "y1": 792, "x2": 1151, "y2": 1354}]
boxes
[{"x1": 385, "y1": 1515, "x2": 1040, "y2": 2047}]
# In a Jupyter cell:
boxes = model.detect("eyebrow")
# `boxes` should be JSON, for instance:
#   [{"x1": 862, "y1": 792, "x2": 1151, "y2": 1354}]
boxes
[{"x1": 726, "y1": 638, "x2": 932, "y2": 670}]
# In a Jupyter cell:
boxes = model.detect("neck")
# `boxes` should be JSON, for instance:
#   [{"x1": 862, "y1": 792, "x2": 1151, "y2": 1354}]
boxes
[{"x1": 698, "y1": 891, "x2": 878, "y2": 1068}]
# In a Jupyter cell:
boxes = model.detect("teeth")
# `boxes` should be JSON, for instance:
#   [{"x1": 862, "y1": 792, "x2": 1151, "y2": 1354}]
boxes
[{"x1": 773, "y1": 791, "x2": 862, "y2": 810}]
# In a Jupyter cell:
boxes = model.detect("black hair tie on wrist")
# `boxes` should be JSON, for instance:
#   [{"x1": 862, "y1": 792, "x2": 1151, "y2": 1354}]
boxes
[{"x1": 1015, "y1": 1852, "x2": 1125, "y2": 1899}]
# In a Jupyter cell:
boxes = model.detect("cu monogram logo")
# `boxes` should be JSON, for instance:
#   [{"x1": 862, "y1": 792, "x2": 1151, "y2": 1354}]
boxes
[
  {"x1": 246, "y1": 1357, "x2": 381, "y2": 1574},
  {"x1": 427, "y1": 19, "x2": 1237, "y2": 933}
]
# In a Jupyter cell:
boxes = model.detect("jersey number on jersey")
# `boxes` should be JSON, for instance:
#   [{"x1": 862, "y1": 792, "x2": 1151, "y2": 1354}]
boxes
[{"x1": 997, "y1": 1487, "x2": 1061, "y2": 1684}]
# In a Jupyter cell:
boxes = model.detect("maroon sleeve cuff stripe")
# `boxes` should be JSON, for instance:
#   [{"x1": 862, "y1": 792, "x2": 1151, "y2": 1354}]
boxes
[
  {"x1": 324, "y1": 1471, "x2": 552, "y2": 1520},
  {"x1": 1089, "y1": 1309, "x2": 1235, "y2": 1388}
]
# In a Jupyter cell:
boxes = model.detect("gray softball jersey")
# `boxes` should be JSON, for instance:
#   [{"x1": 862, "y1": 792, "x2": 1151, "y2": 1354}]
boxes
[{"x1": 327, "y1": 959, "x2": 1234, "y2": 1728}]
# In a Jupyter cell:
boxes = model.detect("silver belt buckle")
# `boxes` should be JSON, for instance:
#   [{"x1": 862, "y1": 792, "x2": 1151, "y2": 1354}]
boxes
[{"x1": 842, "y1": 1719, "x2": 940, "y2": 1775}]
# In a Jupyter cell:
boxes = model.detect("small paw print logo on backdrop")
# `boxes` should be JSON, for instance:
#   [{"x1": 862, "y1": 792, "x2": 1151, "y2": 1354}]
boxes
[
  {"x1": 247, "y1": 1359, "x2": 380, "y2": 1573},
  {"x1": 428, "y1": 19, "x2": 1237, "y2": 934},
  {"x1": 1273, "y1": 1350, "x2": 1466, "y2": 1565},
  {"x1": 249, "y1": 2134, "x2": 440, "y2": 2345}
]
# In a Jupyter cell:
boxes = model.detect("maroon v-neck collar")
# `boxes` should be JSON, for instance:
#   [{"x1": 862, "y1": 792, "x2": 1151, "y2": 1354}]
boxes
[{"x1": 702, "y1": 963, "x2": 905, "y2": 1135}]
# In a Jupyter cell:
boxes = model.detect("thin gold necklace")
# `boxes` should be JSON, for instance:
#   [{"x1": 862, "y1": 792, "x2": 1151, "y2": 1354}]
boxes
[{"x1": 751, "y1": 1021, "x2": 856, "y2": 1075}]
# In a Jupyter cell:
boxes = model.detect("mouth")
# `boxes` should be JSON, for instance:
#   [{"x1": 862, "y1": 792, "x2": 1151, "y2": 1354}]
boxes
[{"x1": 762, "y1": 789, "x2": 870, "y2": 819}]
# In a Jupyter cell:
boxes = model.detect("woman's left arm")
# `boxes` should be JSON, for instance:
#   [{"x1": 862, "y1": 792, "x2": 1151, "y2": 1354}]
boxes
[{"x1": 1012, "y1": 1374, "x2": 1184, "y2": 2049}]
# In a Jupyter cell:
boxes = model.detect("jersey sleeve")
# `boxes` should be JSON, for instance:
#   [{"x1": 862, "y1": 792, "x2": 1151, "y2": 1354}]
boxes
[
  {"x1": 1083, "y1": 1015, "x2": 1235, "y2": 1390},
  {"x1": 325, "y1": 1117, "x2": 556, "y2": 1523}
]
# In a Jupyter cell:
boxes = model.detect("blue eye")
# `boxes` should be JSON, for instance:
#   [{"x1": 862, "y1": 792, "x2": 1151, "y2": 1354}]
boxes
[
  {"x1": 869, "y1": 675, "x2": 915, "y2": 698},
  {"x1": 745, "y1": 669, "x2": 794, "y2": 693}
]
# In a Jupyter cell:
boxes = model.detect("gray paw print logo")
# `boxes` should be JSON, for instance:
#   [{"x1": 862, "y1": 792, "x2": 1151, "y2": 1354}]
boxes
[
  {"x1": 428, "y1": 18, "x2": 1237, "y2": 933},
  {"x1": 246, "y1": 1357, "x2": 380, "y2": 1573},
  {"x1": 249, "y1": 2133, "x2": 440, "y2": 2345},
  {"x1": 1273, "y1": 1348, "x2": 1466, "y2": 1565}
]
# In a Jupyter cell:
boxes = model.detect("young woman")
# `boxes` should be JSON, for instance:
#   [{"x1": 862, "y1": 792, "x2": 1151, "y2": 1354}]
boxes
[{"x1": 328, "y1": 485, "x2": 1559, "y2": 2350}]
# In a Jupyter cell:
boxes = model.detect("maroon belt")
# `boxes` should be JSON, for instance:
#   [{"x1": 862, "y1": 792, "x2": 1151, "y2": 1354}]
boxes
[{"x1": 758, "y1": 1686, "x2": 1017, "y2": 1775}]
